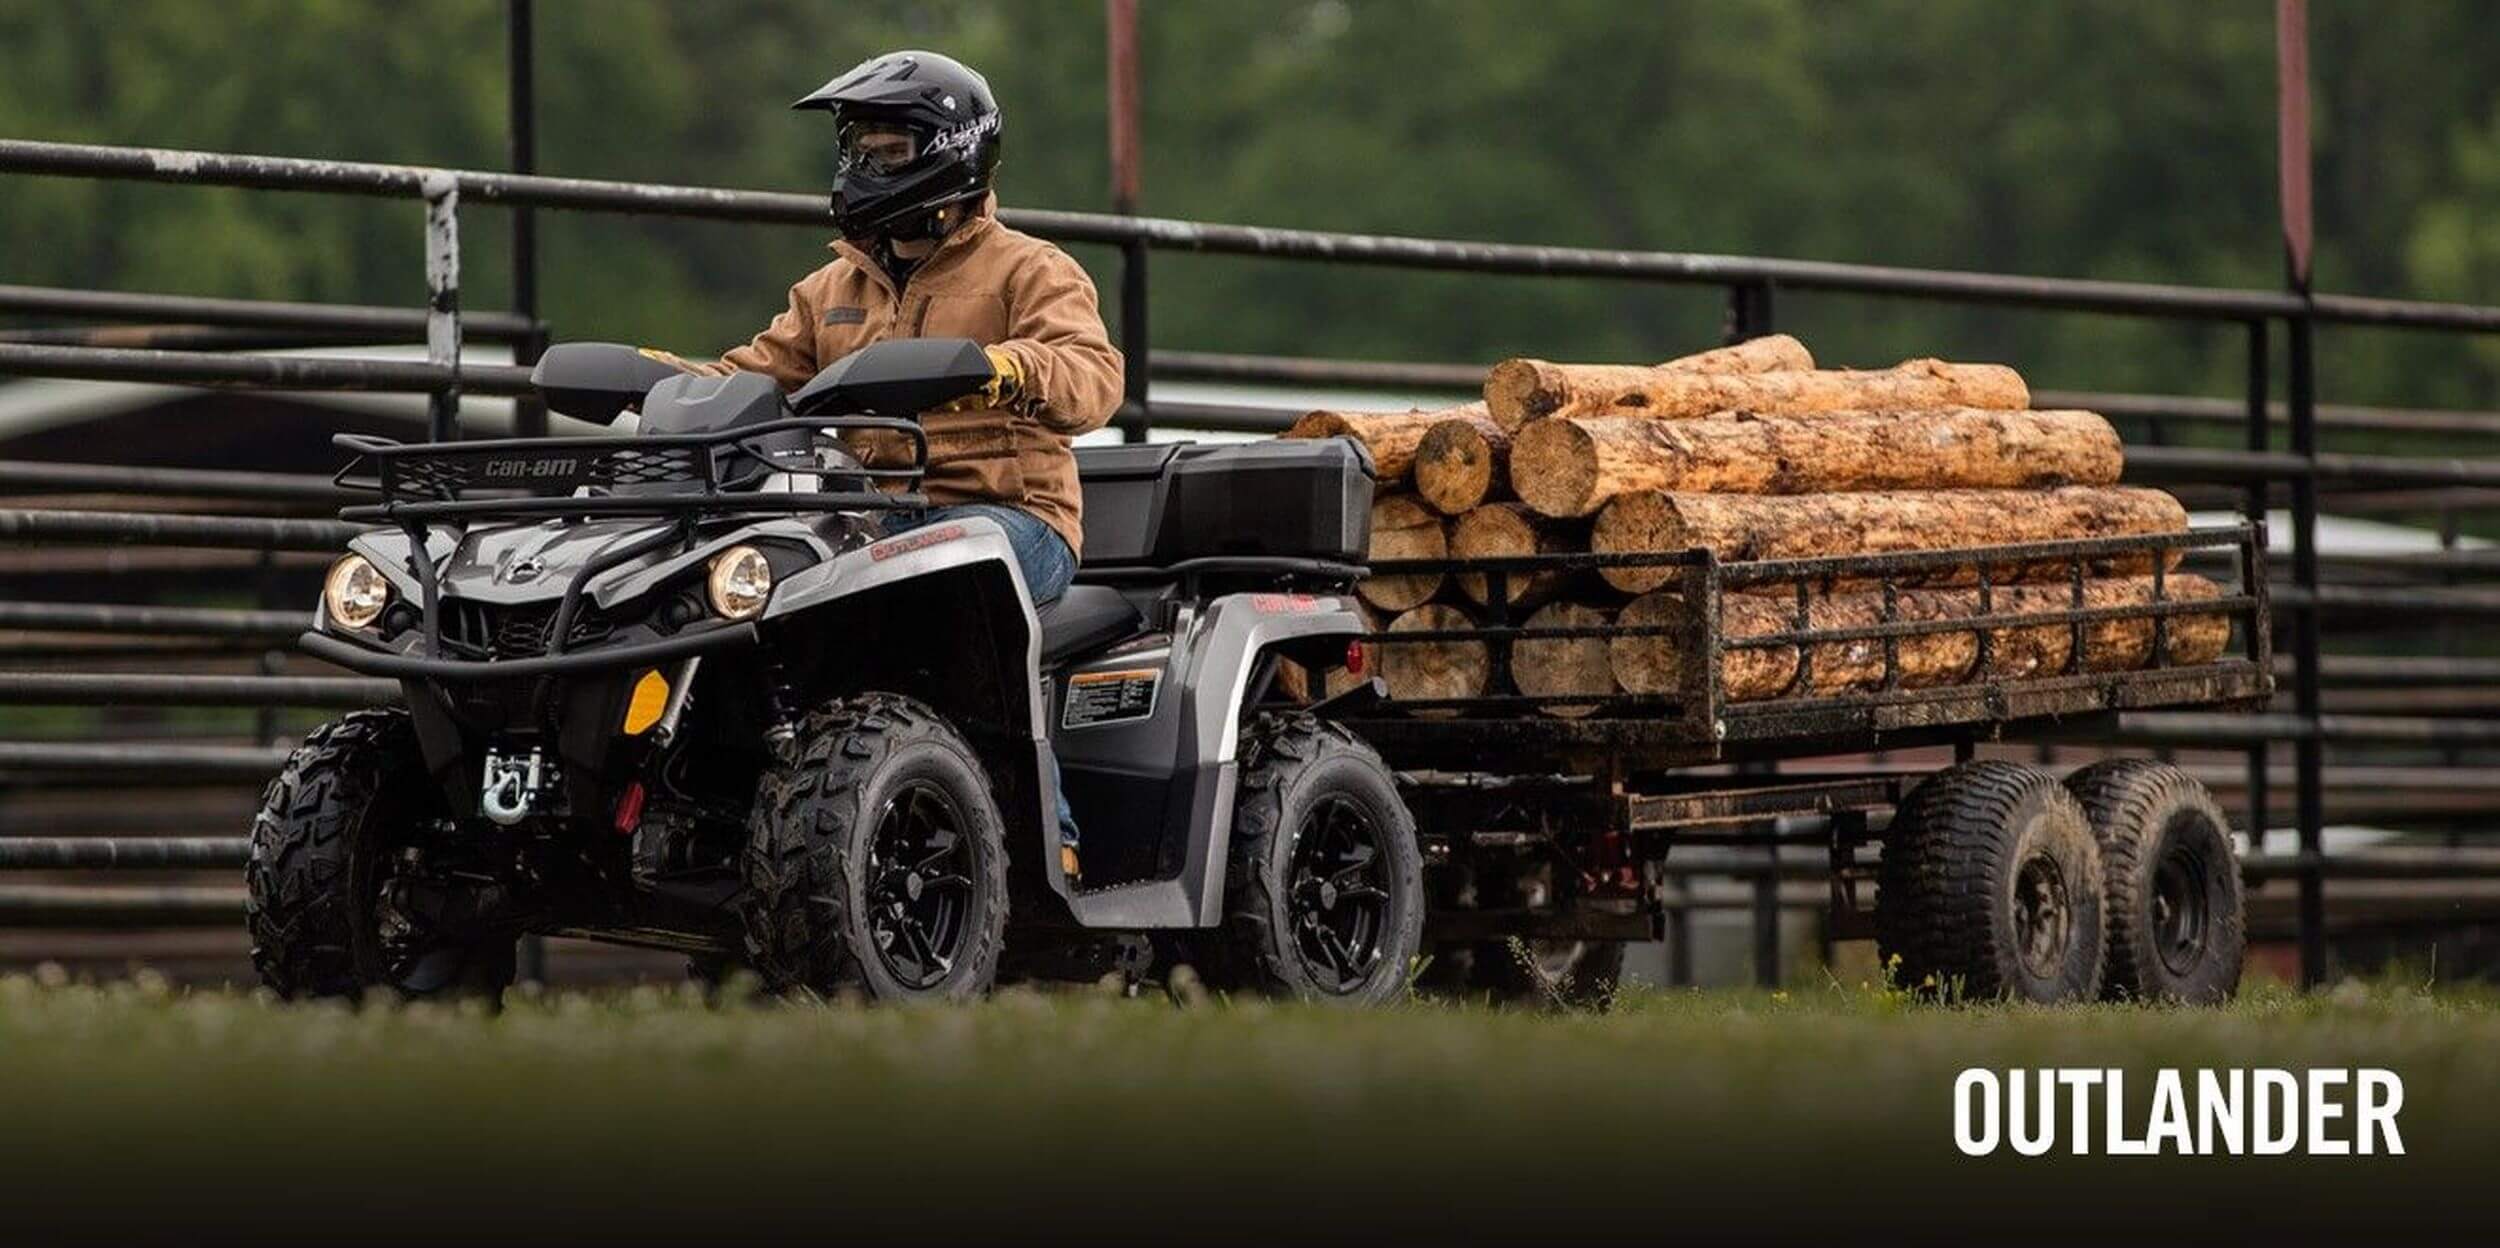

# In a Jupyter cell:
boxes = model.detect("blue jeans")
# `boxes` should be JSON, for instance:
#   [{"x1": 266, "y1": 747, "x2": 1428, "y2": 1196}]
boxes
[
  {"x1": 882, "y1": 503, "x2": 1075, "y2": 603},
  {"x1": 881, "y1": 504, "x2": 1081, "y2": 850}
]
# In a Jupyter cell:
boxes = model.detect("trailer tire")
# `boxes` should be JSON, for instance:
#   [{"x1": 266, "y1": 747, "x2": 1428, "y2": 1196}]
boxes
[
  {"x1": 246, "y1": 709, "x2": 516, "y2": 1003},
  {"x1": 740, "y1": 693, "x2": 1009, "y2": 1003},
  {"x1": 2065, "y1": 759, "x2": 2244, "y2": 1004},
  {"x1": 1876, "y1": 760, "x2": 2103, "y2": 1003},
  {"x1": 1217, "y1": 714, "x2": 1423, "y2": 1004}
]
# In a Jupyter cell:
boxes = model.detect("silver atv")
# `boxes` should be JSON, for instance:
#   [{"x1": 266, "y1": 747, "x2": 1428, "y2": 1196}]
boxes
[{"x1": 253, "y1": 337, "x2": 1413, "y2": 1004}]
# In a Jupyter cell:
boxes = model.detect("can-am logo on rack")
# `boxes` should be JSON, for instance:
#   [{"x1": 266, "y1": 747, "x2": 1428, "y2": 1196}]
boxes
[{"x1": 474, "y1": 452, "x2": 591, "y2": 492}]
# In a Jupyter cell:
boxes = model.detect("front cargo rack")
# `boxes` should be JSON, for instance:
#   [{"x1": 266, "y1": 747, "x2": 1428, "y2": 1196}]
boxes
[
  {"x1": 329, "y1": 415, "x2": 931, "y2": 525},
  {"x1": 320, "y1": 416, "x2": 937, "y2": 672},
  {"x1": 1337, "y1": 522, "x2": 2271, "y2": 770}
]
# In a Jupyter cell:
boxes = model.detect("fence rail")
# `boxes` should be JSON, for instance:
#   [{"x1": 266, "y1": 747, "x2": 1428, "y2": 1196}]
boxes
[{"x1": 3, "y1": 136, "x2": 2498, "y2": 986}]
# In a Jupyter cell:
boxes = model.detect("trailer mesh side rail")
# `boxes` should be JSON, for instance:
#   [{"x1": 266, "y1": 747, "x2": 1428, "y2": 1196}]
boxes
[{"x1": 1339, "y1": 523, "x2": 2270, "y2": 770}]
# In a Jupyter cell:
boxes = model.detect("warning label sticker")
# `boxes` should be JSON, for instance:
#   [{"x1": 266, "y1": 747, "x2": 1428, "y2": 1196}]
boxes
[{"x1": 1061, "y1": 667, "x2": 1162, "y2": 729}]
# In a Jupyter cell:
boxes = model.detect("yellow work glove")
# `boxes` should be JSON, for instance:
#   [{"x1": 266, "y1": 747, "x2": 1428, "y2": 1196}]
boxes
[{"x1": 937, "y1": 346, "x2": 1025, "y2": 413}]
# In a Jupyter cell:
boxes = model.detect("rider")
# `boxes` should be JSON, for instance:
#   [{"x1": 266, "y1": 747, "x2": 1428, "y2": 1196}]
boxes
[{"x1": 652, "y1": 50, "x2": 1121, "y2": 880}]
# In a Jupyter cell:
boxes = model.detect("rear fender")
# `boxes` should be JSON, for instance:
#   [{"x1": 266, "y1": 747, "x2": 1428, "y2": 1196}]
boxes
[{"x1": 1067, "y1": 589, "x2": 1369, "y2": 930}]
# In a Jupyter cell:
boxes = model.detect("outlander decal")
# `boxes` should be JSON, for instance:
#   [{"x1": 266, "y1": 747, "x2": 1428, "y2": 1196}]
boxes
[{"x1": 869, "y1": 524, "x2": 968, "y2": 561}]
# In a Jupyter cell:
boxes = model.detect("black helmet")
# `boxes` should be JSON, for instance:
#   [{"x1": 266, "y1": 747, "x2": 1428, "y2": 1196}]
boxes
[{"x1": 794, "y1": 50, "x2": 1001, "y2": 241}]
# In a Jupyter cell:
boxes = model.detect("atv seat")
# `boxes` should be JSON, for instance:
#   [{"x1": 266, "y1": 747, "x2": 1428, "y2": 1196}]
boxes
[{"x1": 1037, "y1": 585, "x2": 1143, "y2": 664}]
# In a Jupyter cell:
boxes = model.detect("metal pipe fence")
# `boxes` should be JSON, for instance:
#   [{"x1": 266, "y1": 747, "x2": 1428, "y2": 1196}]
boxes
[{"x1": 0, "y1": 137, "x2": 2497, "y2": 984}]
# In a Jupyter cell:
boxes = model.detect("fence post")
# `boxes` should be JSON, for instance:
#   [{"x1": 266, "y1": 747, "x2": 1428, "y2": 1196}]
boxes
[
  {"x1": 1120, "y1": 238, "x2": 1150, "y2": 442},
  {"x1": 2288, "y1": 306, "x2": 2325, "y2": 987},
  {"x1": 2244, "y1": 319, "x2": 2271, "y2": 853},
  {"x1": 421, "y1": 172, "x2": 463, "y2": 442},
  {"x1": 1723, "y1": 280, "x2": 1775, "y2": 345},
  {"x1": 507, "y1": 0, "x2": 547, "y2": 441}
]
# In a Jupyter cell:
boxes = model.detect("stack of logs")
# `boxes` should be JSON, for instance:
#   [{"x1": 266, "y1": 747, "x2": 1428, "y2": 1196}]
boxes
[{"x1": 1285, "y1": 334, "x2": 2230, "y2": 715}]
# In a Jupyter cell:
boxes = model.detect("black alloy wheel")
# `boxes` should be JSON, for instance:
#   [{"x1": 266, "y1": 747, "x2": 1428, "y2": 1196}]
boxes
[
  {"x1": 1287, "y1": 795, "x2": 1395, "y2": 992},
  {"x1": 864, "y1": 780, "x2": 979, "y2": 990},
  {"x1": 1215, "y1": 713, "x2": 1423, "y2": 1005}
]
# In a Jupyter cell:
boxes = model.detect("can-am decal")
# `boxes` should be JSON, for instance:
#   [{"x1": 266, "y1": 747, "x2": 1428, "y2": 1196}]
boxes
[{"x1": 1250, "y1": 593, "x2": 1321, "y2": 613}]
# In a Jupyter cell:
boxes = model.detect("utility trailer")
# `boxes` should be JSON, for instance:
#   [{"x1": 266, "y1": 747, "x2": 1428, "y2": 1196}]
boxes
[
  {"x1": 263, "y1": 338, "x2": 2265, "y2": 1008},
  {"x1": 1326, "y1": 525, "x2": 2271, "y2": 1003}
]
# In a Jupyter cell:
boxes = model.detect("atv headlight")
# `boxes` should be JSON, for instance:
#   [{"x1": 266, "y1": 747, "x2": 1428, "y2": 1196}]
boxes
[
  {"x1": 322, "y1": 554, "x2": 392, "y2": 629},
  {"x1": 706, "y1": 545, "x2": 773, "y2": 620}
]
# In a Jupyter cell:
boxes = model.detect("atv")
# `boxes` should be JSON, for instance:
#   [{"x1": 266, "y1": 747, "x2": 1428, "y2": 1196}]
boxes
[{"x1": 258, "y1": 336, "x2": 1412, "y2": 1004}]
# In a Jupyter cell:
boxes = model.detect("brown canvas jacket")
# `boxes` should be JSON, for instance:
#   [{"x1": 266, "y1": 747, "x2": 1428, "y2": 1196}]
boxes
[{"x1": 660, "y1": 195, "x2": 1122, "y2": 556}]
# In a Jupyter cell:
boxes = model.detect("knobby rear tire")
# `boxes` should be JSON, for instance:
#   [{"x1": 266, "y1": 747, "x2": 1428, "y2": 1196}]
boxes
[{"x1": 1214, "y1": 713, "x2": 1423, "y2": 1005}]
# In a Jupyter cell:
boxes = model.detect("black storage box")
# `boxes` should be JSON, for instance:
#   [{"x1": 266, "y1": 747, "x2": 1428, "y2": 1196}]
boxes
[{"x1": 1075, "y1": 440, "x2": 1375, "y2": 568}]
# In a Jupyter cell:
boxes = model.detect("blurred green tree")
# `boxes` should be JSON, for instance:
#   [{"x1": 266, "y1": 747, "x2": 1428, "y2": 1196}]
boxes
[{"x1": 0, "y1": 0, "x2": 2490, "y2": 412}]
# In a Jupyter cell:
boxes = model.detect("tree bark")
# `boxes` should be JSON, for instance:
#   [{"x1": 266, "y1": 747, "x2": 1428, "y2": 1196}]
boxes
[
  {"x1": 1483, "y1": 334, "x2": 1815, "y2": 430},
  {"x1": 1512, "y1": 600, "x2": 1618, "y2": 718},
  {"x1": 1283, "y1": 401, "x2": 1490, "y2": 482},
  {"x1": 1448, "y1": 502, "x2": 1581, "y2": 611},
  {"x1": 1357, "y1": 494, "x2": 1448, "y2": 612},
  {"x1": 1378, "y1": 603, "x2": 1488, "y2": 716},
  {"x1": 1412, "y1": 414, "x2": 1512, "y2": 514},
  {"x1": 1484, "y1": 356, "x2": 2028, "y2": 432},
  {"x1": 1610, "y1": 575, "x2": 2231, "y2": 703},
  {"x1": 1589, "y1": 486, "x2": 2189, "y2": 595},
  {"x1": 1511, "y1": 408, "x2": 2123, "y2": 518}
]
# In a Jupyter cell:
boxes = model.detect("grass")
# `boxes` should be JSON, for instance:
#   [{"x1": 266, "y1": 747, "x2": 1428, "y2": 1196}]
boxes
[{"x1": 0, "y1": 970, "x2": 2491, "y2": 1240}]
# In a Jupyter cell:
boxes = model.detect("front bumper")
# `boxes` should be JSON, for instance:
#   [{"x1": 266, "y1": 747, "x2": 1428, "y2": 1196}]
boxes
[{"x1": 298, "y1": 621, "x2": 758, "y2": 682}]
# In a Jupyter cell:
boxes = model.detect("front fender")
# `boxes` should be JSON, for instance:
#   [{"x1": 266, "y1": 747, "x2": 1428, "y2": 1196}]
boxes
[
  {"x1": 764, "y1": 516, "x2": 1058, "y2": 906},
  {"x1": 765, "y1": 515, "x2": 1043, "y2": 731}
]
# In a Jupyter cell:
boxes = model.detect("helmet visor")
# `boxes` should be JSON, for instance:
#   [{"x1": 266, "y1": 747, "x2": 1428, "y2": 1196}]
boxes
[{"x1": 837, "y1": 119, "x2": 921, "y2": 176}]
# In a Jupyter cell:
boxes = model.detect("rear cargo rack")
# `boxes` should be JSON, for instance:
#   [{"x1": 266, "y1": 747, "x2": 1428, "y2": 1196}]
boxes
[
  {"x1": 329, "y1": 415, "x2": 931, "y2": 524},
  {"x1": 1339, "y1": 522, "x2": 2271, "y2": 769}
]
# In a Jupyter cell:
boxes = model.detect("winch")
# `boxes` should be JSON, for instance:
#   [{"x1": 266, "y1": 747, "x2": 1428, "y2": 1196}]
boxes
[{"x1": 479, "y1": 747, "x2": 553, "y2": 827}]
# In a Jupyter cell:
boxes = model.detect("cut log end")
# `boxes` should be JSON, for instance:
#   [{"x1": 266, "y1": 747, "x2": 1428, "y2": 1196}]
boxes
[
  {"x1": 1512, "y1": 600, "x2": 1618, "y2": 718},
  {"x1": 1356, "y1": 494, "x2": 1448, "y2": 612},
  {"x1": 1590, "y1": 491, "x2": 1687, "y2": 595},
  {"x1": 1449, "y1": 502, "x2": 1577, "y2": 609},
  {"x1": 1379, "y1": 603, "x2": 1488, "y2": 717},
  {"x1": 1413, "y1": 415, "x2": 1509, "y2": 515},
  {"x1": 1483, "y1": 359, "x2": 1563, "y2": 432},
  {"x1": 1509, "y1": 417, "x2": 1606, "y2": 518}
]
